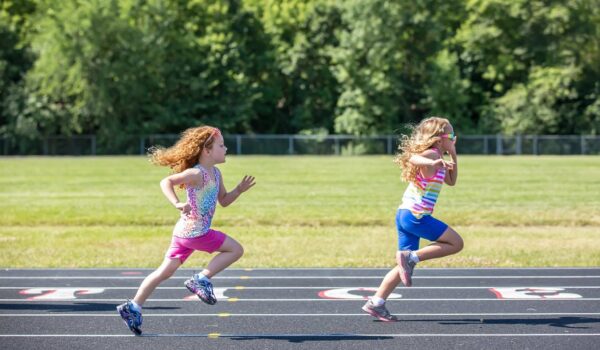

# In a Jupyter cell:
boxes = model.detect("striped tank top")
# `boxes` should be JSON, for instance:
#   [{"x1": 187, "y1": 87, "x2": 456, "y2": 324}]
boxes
[
  {"x1": 399, "y1": 152, "x2": 446, "y2": 219},
  {"x1": 172, "y1": 165, "x2": 221, "y2": 238}
]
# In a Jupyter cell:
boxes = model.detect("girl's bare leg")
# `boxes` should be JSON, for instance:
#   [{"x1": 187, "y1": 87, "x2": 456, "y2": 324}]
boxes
[
  {"x1": 374, "y1": 266, "x2": 402, "y2": 299},
  {"x1": 133, "y1": 258, "x2": 181, "y2": 306},
  {"x1": 415, "y1": 226, "x2": 463, "y2": 262},
  {"x1": 200, "y1": 236, "x2": 244, "y2": 278},
  {"x1": 374, "y1": 227, "x2": 463, "y2": 299}
]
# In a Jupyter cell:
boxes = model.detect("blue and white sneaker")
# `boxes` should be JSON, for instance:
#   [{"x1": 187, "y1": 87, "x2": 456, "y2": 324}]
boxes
[
  {"x1": 117, "y1": 300, "x2": 142, "y2": 335},
  {"x1": 185, "y1": 275, "x2": 217, "y2": 305}
]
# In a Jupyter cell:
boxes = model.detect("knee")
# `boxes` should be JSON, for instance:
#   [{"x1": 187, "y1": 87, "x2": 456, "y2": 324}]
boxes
[
  {"x1": 234, "y1": 245, "x2": 244, "y2": 260},
  {"x1": 453, "y1": 235, "x2": 464, "y2": 253}
]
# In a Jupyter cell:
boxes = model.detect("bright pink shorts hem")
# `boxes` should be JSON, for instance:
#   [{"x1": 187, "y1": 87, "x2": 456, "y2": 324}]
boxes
[{"x1": 165, "y1": 229, "x2": 227, "y2": 264}]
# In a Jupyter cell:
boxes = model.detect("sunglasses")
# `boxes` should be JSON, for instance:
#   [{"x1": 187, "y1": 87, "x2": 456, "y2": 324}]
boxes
[{"x1": 440, "y1": 132, "x2": 457, "y2": 142}]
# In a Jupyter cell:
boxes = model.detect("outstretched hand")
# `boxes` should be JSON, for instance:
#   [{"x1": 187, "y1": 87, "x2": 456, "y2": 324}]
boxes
[{"x1": 236, "y1": 175, "x2": 256, "y2": 194}]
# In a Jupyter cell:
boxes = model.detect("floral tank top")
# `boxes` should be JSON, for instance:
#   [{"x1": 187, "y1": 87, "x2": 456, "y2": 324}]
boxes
[{"x1": 172, "y1": 165, "x2": 221, "y2": 238}]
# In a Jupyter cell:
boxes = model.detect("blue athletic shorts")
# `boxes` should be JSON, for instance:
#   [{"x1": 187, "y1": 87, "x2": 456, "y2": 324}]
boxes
[{"x1": 396, "y1": 209, "x2": 449, "y2": 251}]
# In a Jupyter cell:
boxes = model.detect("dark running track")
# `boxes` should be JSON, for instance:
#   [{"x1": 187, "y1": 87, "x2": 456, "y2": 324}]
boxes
[{"x1": 1, "y1": 268, "x2": 599, "y2": 350}]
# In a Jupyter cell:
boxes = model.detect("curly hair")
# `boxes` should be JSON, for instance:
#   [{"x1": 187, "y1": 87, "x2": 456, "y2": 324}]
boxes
[
  {"x1": 394, "y1": 117, "x2": 450, "y2": 183},
  {"x1": 148, "y1": 126, "x2": 220, "y2": 175}
]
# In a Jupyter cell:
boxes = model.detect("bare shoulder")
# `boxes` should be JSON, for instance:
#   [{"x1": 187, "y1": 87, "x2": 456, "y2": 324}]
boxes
[
  {"x1": 184, "y1": 167, "x2": 202, "y2": 176},
  {"x1": 162, "y1": 167, "x2": 203, "y2": 188},
  {"x1": 180, "y1": 167, "x2": 203, "y2": 184}
]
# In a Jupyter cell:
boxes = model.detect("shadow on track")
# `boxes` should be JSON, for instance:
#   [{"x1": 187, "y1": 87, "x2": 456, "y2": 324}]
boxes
[
  {"x1": 230, "y1": 334, "x2": 394, "y2": 343},
  {"x1": 141, "y1": 334, "x2": 393, "y2": 343},
  {"x1": 393, "y1": 317, "x2": 600, "y2": 329},
  {"x1": 0, "y1": 303, "x2": 180, "y2": 313}
]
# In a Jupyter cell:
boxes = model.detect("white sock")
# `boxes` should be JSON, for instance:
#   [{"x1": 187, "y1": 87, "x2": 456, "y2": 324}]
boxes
[
  {"x1": 130, "y1": 300, "x2": 142, "y2": 312},
  {"x1": 195, "y1": 273, "x2": 210, "y2": 281},
  {"x1": 409, "y1": 251, "x2": 420, "y2": 263},
  {"x1": 371, "y1": 296, "x2": 385, "y2": 307}
]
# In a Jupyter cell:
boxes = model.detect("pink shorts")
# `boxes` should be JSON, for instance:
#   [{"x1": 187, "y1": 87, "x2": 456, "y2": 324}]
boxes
[{"x1": 165, "y1": 229, "x2": 227, "y2": 264}]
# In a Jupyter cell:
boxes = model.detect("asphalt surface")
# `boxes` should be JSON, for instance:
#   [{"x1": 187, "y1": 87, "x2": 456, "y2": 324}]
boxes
[{"x1": 1, "y1": 268, "x2": 599, "y2": 350}]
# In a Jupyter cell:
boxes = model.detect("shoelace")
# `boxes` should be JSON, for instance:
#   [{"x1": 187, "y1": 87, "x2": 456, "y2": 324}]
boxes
[
  {"x1": 200, "y1": 280, "x2": 214, "y2": 295},
  {"x1": 127, "y1": 303, "x2": 142, "y2": 323}
]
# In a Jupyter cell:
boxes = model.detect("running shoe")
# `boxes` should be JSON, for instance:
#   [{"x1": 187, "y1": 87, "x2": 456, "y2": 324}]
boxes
[
  {"x1": 397, "y1": 250, "x2": 416, "y2": 287},
  {"x1": 116, "y1": 300, "x2": 142, "y2": 335},
  {"x1": 361, "y1": 299, "x2": 398, "y2": 322},
  {"x1": 185, "y1": 275, "x2": 217, "y2": 305}
]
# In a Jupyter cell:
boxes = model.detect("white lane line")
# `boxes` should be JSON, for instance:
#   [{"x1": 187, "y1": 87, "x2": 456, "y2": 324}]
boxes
[
  {"x1": 1, "y1": 276, "x2": 599, "y2": 279},
  {"x1": 1, "y1": 312, "x2": 599, "y2": 317},
  {"x1": 2, "y1": 267, "x2": 599, "y2": 271},
  {"x1": 1, "y1": 333, "x2": 600, "y2": 338},
  {"x1": 2, "y1": 298, "x2": 600, "y2": 302},
  {"x1": 3, "y1": 286, "x2": 600, "y2": 290}
]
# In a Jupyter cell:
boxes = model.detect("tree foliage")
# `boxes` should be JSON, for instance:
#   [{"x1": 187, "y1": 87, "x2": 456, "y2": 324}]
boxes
[
  {"x1": 454, "y1": 0, "x2": 600, "y2": 134},
  {"x1": 1, "y1": 0, "x2": 598, "y2": 151},
  {"x1": 331, "y1": 0, "x2": 467, "y2": 135}
]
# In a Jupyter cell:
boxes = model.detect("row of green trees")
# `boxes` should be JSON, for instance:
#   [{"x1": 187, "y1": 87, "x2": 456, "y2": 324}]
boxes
[{"x1": 1, "y1": 0, "x2": 599, "y2": 152}]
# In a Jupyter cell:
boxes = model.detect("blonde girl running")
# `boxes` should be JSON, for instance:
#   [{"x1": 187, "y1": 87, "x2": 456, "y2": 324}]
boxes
[{"x1": 363, "y1": 117, "x2": 463, "y2": 322}]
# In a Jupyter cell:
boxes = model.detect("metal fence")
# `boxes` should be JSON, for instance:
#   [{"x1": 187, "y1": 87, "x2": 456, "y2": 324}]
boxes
[{"x1": 1, "y1": 134, "x2": 599, "y2": 156}]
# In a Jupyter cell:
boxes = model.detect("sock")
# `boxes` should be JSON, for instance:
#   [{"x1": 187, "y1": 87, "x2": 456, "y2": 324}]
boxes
[
  {"x1": 194, "y1": 273, "x2": 210, "y2": 282},
  {"x1": 371, "y1": 296, "x2": 385, "y2": 307},
  {"x1": 130, "y1": 300, "x2": 142, "y2": 312},
  {"x1": 409, "y1": 251, "x2": 420, "y2": 263}
]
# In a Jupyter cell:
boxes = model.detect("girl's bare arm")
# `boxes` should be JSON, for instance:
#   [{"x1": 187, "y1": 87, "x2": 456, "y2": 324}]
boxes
[
  {"x1": 218, "y1": 175, "x2": 256, "y2": 207},
  {"x1": 159, "y1": 169, "x2": 200, "y2": 212}
]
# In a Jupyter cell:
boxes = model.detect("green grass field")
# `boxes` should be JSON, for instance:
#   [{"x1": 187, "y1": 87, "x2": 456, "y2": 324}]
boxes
[{"x1": 1, "y1": 156, "x2": 599, "y2": 268}]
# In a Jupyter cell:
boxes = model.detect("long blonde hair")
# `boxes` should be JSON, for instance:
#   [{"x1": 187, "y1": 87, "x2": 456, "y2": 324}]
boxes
[
  {"x1": 149, "y1": 126, "x2": 220, "y2": 174},
  {"x1": 394, "y1": 117, "x2": 450, "y2": 183}
]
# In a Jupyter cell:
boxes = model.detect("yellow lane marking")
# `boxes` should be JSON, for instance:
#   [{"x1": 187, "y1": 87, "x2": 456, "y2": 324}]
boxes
[
  {"x1": 208, "y1": 333, "x2": 220, "y2": 339},
  {"x1": 218, "y1": 313, "x2": 231, "y2": 317}
]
